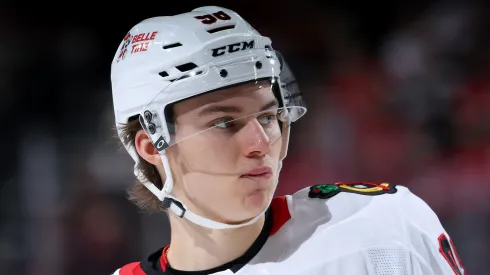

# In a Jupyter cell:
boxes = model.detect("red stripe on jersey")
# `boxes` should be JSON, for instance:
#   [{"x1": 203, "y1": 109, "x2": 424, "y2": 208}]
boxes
[
  {"x1": 160, "y1": 244, "x2": 170, "y2": 272},
  {"x1": 269, "y1": 196, "x2": 291, "y2": 236},
  {"x1": 119, "y1": 262, "x2": 146, "y2": 275}
]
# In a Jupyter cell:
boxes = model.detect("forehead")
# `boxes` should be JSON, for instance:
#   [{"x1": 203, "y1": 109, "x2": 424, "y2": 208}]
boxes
[{"x1": 173, "y1": 80, "x2": 275, "y2": 114}]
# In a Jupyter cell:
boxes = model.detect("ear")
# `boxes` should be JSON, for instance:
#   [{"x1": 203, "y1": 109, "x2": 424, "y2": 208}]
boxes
[{"x1": 135, "y1": 130, "x2": 163, "y2": 166}]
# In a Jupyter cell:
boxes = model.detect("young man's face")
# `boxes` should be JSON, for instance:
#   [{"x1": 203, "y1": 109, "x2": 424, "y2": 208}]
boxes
[{"x1": 167, "y1": 81, "x2": 284, "y2": 224}]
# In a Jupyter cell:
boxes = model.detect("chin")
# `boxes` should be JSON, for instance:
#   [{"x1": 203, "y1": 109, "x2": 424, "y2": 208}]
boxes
[
  {"x1": 243, "y1": 188, "x2": 271, "y2": 215},
  {"x1": 221, "y1": 189, "x2": 270, "y2": 224}
]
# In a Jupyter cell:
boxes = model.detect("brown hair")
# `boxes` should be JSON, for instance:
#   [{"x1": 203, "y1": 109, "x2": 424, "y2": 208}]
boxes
[{"x1": 117, "y1": 117, "x2": 165, "y2": 213}]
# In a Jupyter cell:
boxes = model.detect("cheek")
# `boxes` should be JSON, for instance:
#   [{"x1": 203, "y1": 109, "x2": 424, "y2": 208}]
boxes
[
  {"x1": 171, "y1": 137, "x2": 243, "y2": 201},
  {"x1": 170, "y1": 142, "x2": 241, "y2": 206},
  {"x1": 181, "y1": 169, "x2": 242, "y2": 216},
  {"x1": 184, "y1": 173, "x2": 235, "y2": 197},
  {"x1": 179, "y1": 137, "x2": 241, "y2": 173}
]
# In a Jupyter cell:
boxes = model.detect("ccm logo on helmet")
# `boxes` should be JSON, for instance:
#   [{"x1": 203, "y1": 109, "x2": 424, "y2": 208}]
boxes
[
  {"x1": 211, "y1": 40, "x2": 255, "y2": 57},
  {"x1": 154, "y1": 136, "x2": 169, "y2": 151}
]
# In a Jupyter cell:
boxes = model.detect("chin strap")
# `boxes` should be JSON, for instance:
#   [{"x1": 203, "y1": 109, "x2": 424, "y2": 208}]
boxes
[
  {"x1": 137, "y1": 151, "x2": 282, "y2": 230},
  {"x1": 163, "y1": 194, "x2": 268, "y2": 230}
]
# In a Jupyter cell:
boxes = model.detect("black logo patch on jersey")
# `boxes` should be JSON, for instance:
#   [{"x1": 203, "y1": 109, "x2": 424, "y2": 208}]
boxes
[{"x1": 308, "y1": 182, "x2": 397, "y2": 199}]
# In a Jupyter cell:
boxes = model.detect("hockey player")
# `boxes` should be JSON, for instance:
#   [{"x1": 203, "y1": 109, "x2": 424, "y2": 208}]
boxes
[{"x1": 110, "y1": 6, "x2": 466, "y2": 275}]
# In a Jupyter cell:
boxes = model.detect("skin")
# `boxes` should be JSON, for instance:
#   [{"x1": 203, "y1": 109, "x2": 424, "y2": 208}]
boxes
[{"x1": 134, "y1": 80, "x2": 284, "y2": 271}]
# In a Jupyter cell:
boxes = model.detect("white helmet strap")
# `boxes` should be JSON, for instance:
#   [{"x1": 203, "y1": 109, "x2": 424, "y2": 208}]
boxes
[{"x1": 165, "y1": 195, "x2": 268, "y2": 230}]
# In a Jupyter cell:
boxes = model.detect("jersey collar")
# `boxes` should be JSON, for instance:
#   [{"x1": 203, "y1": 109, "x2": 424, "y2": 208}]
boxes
[{"x1": 140, "y1": 196, "x2": 290, "y2": 275}]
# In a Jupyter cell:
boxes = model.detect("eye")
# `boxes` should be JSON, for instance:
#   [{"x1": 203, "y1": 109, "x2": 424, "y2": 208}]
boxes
[
  {"x1": 212, "y1": 117, "x2": 235, "y2": 129},
  {"x1": 257, "y1": 114, "x2": 278, "y2": 125}
]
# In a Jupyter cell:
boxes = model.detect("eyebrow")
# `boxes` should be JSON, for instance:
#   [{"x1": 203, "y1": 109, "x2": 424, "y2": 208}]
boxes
[{"x1": 197, "y1": 98, "x2": 279, "y2": 117}]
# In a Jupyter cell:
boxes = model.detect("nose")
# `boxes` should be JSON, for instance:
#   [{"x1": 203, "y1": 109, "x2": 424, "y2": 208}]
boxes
[{"x1": 238, "y1": 119, "x2": 271, "y2": 157}]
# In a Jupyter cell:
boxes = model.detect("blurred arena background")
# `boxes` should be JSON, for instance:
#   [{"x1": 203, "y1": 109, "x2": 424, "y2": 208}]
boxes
[{"x1": 1, "y1": 0, "x2": 489, "y2": 274}]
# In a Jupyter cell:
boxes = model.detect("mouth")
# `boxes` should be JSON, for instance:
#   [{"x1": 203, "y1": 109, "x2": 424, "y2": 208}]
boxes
[{"x1": 240, "y1": 166, "x2": 273, "y2": 179}]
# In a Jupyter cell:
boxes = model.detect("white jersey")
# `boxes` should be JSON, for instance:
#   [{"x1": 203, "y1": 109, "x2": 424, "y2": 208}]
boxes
[{"x1": 113, "y1": 182, "x2": 466, "y2": 275}]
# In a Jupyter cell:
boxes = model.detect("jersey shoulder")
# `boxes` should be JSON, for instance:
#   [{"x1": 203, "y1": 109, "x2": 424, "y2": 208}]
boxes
[
  {"x1": 265, "y1": 183, "x2": 465, "y2": 275},
  {"x1": 288, "y1": 181, "x2": 403, "y2": 218},
  {"x1": 288, "y1": 181, "x2": 447, "y2": 242}
]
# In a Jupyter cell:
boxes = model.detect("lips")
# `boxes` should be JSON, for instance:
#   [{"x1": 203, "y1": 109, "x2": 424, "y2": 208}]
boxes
[{"x1": 241, "y1": 166, "x2": 273, "y2": 179}]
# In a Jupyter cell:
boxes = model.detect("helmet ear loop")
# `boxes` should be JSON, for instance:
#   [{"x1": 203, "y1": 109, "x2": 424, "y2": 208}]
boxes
[{"x1": 138, "y1": 110, "x2": 177, "y2": 207}]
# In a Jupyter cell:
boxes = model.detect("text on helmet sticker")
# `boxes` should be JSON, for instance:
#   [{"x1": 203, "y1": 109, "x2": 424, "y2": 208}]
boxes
[{"x1": 116, "y1": 31, "x2": 159, "y2": 62}]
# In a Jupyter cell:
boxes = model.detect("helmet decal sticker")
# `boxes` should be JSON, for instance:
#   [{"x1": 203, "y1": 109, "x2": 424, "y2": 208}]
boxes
[{"x1": 116, "y1": 31, "x2": 158, "y2": 62}]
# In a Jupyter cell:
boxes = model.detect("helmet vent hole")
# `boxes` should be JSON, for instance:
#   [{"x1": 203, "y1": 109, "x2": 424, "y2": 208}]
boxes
[
  {"x1": 176, "y1": 62, "x2": 198, "y2": 72},
  {"x1": 219, "y1": 69, "x2": 228, "y2": 78},
  {"x1": 159, "y1": 71, "x2": 169, "y2": 77},
  {"x1": 207, "y1": 25, "x2": 236, "y2": 34},
  {"x1": 163, "y1": 42, "x2": 183, "y2": 49}
]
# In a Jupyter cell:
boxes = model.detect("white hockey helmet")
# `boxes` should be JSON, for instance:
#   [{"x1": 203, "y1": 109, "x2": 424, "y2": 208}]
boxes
[{"x1": 111, "y1": 6, "x2": 307, "y2": 229}]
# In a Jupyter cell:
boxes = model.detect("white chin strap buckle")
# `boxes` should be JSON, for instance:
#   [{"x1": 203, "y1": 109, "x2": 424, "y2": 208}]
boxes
[{"x1": 162, "y1": 196, "x2": 186, "y2": 218}]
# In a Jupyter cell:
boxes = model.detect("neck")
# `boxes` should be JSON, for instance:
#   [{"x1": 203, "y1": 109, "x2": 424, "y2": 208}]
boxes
[{"x1": 166, "y1": 213, "x2": 265, "y2": 271}]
